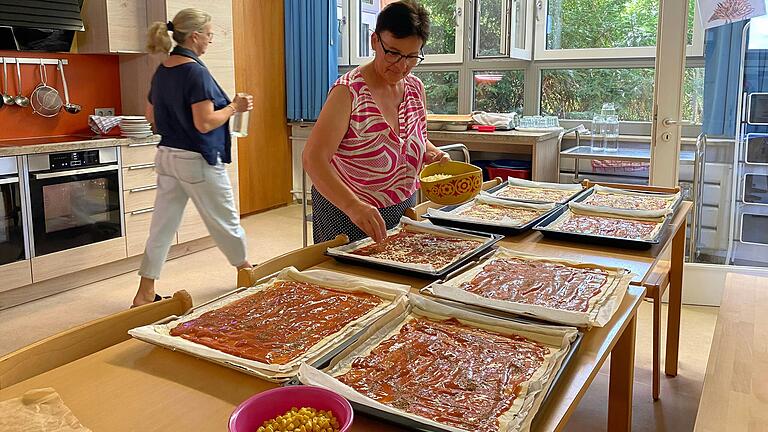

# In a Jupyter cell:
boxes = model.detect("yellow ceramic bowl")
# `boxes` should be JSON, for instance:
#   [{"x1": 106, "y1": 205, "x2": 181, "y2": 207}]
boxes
[{"x1": 420, "y1": 160, "x2": 483, "y2": 205}]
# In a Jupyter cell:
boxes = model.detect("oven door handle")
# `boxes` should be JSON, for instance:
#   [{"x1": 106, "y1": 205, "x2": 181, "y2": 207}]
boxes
[
  {"x1": 33, "y1": 165, "x2": 119, "y2": 180},
  {"x1": 0, "y1": 176, "x2": 19, "y2": 185}
]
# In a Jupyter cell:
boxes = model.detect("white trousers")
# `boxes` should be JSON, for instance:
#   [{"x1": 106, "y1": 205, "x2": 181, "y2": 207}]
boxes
[{"x1": 138, "y1": 146, "x2": 248, "y2": 280}]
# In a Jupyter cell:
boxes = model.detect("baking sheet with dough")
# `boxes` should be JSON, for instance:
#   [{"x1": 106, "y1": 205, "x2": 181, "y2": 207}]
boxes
[
  {"x1": 129, "y1": 267, "x2": 409, "y2": 381},
  {"x1": 299, "y1": 294, "x2": 578, "y2": 432},
  {"x1": 326, "y1": 217, "x2": 493, "y2": 273},
  {"x1": 423, "y1": 248, "x2": 633, "y2": 327}
]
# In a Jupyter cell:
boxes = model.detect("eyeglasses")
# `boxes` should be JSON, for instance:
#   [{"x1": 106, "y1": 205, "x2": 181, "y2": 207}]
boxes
[{"x1": 376, "y1": 34, "x2": 424, "y2": 67}]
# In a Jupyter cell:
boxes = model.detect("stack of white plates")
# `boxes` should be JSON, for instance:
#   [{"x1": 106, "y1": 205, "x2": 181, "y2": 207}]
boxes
[{"x1": 120, "y1": 116, "x2": 153, "y2": 138}]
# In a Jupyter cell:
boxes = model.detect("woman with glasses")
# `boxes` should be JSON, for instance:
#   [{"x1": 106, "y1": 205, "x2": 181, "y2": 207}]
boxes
[
  {"x1": 131, "y1": 8, "x2": 253, "y2": 307},
  {"x1": 303, "y1": 0, "x2": 449, "y2": 244}
]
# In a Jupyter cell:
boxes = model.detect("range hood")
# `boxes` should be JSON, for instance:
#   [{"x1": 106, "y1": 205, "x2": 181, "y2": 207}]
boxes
[{"x1": 0, "y1": 0, "x2": 84, "y2": 52}]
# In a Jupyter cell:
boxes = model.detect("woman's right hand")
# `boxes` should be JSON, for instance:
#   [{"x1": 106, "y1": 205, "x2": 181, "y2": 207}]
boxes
[
  {"x1": 232, "y1": 93, "x2": 253, "y2": 112},
  {"x1": 347, "y1": 201, "x2": 387, "y2": 242}
]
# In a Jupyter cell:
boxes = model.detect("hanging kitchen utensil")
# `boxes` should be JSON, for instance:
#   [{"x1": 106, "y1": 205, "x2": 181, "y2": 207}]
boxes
[
  {"x1": 30, "y1": 59, "x2": 62, "y2": 117},
  {"x1": 57, "y1": 59, "x2": 80, "y2": 114},
  {"x1": 1, "y1": 58, "x2": 13, "y2": 106},
  {"x1": 13, "y1": 60, "x2": 29, "y2": 107}
]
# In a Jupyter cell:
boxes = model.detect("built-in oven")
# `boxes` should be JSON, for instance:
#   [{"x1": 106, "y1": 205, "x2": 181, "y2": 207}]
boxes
[
  {"x1": 747, "y1": 93, "x2": 768, "y2": 125},
  {"x1": 25, "y1": 148, "x2": 123, "y2": 257},
  {"x1": 0, "y1": 156, "x2": 28, "y2": 266}
]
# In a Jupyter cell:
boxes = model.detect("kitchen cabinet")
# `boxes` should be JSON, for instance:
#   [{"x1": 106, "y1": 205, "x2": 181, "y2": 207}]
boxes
[
  {"x1": 31, "y1": 237, "x2": 127, "y2": 283},
  {"x1": 77, "y1": 0, "x2": 150, "y2": 54}
]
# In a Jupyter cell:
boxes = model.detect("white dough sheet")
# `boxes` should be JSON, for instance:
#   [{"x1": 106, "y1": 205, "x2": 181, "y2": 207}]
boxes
[
  {"x1": 128, "y1": 267, "x2": 409, "y2": 381},
  {"x1": 575, "y1": 185, "x2": 681, "y2": 216},
  {"x1": 326, "y1": 217, "x2": 495, "y2": 273},
  {"x1": 484, "y1": 178, "x2": 584, "y2": 204},
  {"x1": 426, "y1": 194, "x2": 556, "y2": 228},
  {"x1": 298, "y1": 294, "x2": 578, "y2": 432},
  {"x1": 423, "y1": 248, "x2": 634, "y2": 327}
]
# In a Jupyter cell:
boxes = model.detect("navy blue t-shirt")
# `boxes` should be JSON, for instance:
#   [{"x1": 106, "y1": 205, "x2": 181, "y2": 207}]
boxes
[{"x1": 148, "y1": 62, "x2": 232, "y2": 165}]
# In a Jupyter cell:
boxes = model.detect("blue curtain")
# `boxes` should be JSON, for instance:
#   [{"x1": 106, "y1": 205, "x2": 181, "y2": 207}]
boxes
[
  {"x1": 703, "y1": 22, "x2": 748, "y2": 138},
  {"x1": 284, "y1": 0, "x2": 338, "y2": 121}
]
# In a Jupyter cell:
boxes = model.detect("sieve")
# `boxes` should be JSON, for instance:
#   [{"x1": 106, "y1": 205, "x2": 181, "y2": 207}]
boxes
[{"x1": 30, "y1": 59, "x2": 62, "y2": 117}]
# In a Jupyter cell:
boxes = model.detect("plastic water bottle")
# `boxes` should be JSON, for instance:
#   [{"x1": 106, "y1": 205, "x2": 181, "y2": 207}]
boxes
[
  {"x1": 604, "y1": 115, "x2": 619, "y2": 152},
  {"x1": 591, "y1": 114, "x2": 605, "y2": 152}
]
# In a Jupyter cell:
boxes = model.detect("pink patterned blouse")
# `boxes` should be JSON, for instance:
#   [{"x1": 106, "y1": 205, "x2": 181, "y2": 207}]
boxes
[{"x1": 330, "y1": 68, "x2": 427, "y2": 208}]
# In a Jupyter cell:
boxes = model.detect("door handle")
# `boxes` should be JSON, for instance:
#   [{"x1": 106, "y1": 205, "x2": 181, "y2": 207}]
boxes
[{"x1": 662, "y1": 118, "x2": 692, "y2": 127}]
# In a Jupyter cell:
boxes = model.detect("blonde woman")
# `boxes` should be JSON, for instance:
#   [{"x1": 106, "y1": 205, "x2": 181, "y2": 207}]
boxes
[{"x1": 132, "y1": 8, "x2": 253, "y2": 307}]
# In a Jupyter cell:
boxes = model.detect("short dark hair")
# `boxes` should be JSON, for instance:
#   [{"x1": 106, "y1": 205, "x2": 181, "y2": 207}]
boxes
[{"x1": 375, "y1": 0, "x2": 430, "y2": 44}]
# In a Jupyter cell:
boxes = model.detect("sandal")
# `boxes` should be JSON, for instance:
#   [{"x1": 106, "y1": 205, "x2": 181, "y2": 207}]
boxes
[{"x1": 130, "y1": 294, "x2": 167, "y2": 309}]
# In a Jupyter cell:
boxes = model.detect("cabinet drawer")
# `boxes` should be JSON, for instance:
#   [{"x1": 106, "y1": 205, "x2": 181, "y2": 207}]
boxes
[
  {"x1": 125, "y1": 208, "x2": 177, "y2": 257},
  {"x1": 121, "y1": 143, "x2": 158, "y2": 167},
  {"x1": 124, "y1": 186, "x2": 157, "y2": 212},
  {"x1": 122, "y1": 164, "x2": 157, "y2": 190},
  {"x1": 177, "y1": 205, "x2": 209, "y2": 244}
]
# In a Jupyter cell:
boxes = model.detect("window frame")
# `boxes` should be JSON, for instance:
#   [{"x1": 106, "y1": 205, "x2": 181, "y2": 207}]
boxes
[
  {"x1": 532, "y1": 0, "x2": 704, "y2": 60},
  {"x1": 349, "y1": 0, "x2": 465, "y2": 66},
  {"x1": 472, "y1": 0, "x2": 534, "y2": 61},
  {"x1": 336, "y1": 0, "x2": 350, "y2": 66}
]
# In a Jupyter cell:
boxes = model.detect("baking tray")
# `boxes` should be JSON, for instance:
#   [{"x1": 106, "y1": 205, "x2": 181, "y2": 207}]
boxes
[
  {"x1": 326, "y1": 228, "x2": 503, "y2": 279},
  {"x1": 286, "y1": 319, "x2": 583, "y2": 432},
  {"x1": 533, "y1": 205, "x2": 670, "y2": 250},
  {"x1": 486, "y1": 181, "x2": 586, "y2": 205},
  {"x1": 422, "y1": 202, "x2": 563, "y2": 236},
  {"x1": 131, "y1": 271, "x2": 400, "y2": 382},
  {"x1": 571, "y1": 186, "x2": 683, "y2": 215}
]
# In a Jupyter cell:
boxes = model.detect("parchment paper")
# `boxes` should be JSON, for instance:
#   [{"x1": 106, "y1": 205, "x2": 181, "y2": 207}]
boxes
[
  {"x1": 426, "y1": 195, "x2": 555, "y2": 228},
  {"x1": 326, "y1": 217, "x2": 493, "y2": 273},
  {"x1": 298, "y1": 294, "x2": 578, "y2": 432},
  {"x1": 129, "y1": 267, "x2": 409, "y2": 381},
  {"x1": 0, "y1": 388, "x2": 90, "y2": 432},
  {"x1": 423, "y1": 248, "x2": 634, "y2": 327}
]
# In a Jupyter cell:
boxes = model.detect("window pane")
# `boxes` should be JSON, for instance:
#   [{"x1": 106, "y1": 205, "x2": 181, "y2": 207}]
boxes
[
  {"x1": 546, "y1": 0, "x2": 659, "y2": 49},
  {"x1": 475, "y1": 0, "x2": 507, "y2": 57},
  {"x1": 682, "y1": 67, "x2": 704, "y2": 124},
  {"x1": 421, "y1": 0, "x2": 457, "y2": 55},
  {"x1": 540, "y1": 68, "x2": 654, "y2": 121},
  {"x1": 473, "y1": 70, "x2": 524, "y2": 114},
  {"x1": 412, "y1": 71, "x2": 459, "y2": 114},
  {"x1": 358, "y1": 0, "x2": 457, "y2": 58},
  {"x1": 546, "y1": 0, "x2": 697, "y2": 50},
  {"x1": 337, "y1": 0, "x2": 345, "y2": 61}
]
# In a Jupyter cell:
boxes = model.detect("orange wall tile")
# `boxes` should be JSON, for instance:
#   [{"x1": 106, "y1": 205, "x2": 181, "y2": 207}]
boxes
[{"x1": 0, "y1": 51, "x2": 121, "y2": 140}]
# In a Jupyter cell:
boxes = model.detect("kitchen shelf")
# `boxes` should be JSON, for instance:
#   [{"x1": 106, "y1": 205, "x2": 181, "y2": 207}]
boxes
[
  {"x1": 561, "y1": 145, "x2": 695, "y2": 163},
  {"x1": 1, "y1": 57, "x2": 68, "y2": 65}
]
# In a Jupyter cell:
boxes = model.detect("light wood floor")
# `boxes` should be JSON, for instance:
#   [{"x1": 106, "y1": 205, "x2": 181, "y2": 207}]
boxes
[{"x1": 0, "y1": 204, "x2": 729, "y2": 431}]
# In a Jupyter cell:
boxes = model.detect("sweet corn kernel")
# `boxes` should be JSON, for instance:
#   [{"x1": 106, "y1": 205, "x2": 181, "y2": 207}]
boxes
[{"x1": 257, "y1": 407, "x2": 341, "y2": 432}]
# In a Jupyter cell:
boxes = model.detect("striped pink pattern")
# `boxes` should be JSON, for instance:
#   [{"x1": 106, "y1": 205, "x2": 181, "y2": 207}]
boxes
[{"x1": 330, "y1": 68, "x2": 427, "y2": 208}]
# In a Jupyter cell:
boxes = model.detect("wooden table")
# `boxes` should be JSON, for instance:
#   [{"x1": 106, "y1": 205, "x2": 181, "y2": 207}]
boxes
[
  {"x1": 0, "y1": 250, "x2": 645, "y2": 432},
  {"x1": 0, "y1": 199, "x2": 693, "y2": 431},
  {"x1": 428, "y1": 129, "x2": 561, "y2": 182},
  {"x1": 694, "y1": 273, "x2": 768, "y2": 431}
]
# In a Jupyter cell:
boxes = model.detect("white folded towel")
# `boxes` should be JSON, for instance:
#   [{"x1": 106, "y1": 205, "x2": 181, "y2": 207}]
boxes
[{"x1": 471, "y1": 112, "x2": 518, "y2": 129}]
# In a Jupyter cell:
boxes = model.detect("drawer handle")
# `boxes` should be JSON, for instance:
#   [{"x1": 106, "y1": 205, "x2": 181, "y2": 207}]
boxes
[
  {"x1": 127, "y1": 142, "x2": 159, "y2": 148},
  {"x1": 129, "y1": 185, "x2": 158, "y2": 193},
  {"x1": 127, "y1": 163, "x2": 155, "y2": 170},
  {"x1": 130, "y1": 208, "x2": 155, "y2": 215}
]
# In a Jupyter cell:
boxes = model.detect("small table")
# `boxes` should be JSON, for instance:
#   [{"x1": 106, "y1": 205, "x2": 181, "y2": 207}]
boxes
[
  {"x1": 428, "y1": 129, "x2": 562, "y2": 182},
  {"x1": 560, "y1": 145, "x2": 696, "y2": 182}
]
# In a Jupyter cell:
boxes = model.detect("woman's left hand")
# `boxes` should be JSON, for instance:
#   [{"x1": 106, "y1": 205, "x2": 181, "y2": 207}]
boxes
[{"x1": 425, "y1": 149, "x2": 450, "y2": 164}]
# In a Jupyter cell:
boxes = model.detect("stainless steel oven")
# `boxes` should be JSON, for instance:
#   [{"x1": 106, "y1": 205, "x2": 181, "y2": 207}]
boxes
[
  {"x1": 25, "y1": 148, "x2": 123, "y2": 257},
  {"x1": 0, "y1": 156, "x2": 28, "y2": 266}
]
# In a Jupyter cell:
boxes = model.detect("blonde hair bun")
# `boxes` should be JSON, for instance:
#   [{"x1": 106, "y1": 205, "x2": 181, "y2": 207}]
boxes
[{"x1": 146, "y1": 8, "x2": 212, "y2": 54}]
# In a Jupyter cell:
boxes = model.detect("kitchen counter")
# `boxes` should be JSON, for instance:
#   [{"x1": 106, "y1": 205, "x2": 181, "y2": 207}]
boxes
[{"x1": 0, "y1": 134, "x2": 161, "y2": 156}]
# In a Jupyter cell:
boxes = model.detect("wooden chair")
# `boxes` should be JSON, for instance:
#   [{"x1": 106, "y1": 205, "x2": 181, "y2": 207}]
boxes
[
  {"x1": 0, "y1": 290, "x2": 193, "y2": 389},
  {"x1": 405, "y1": 177, "x2": 503, "y2": 221},
  {"x1": 237, "y1": 235, "x2": 349, "y2": 288}
]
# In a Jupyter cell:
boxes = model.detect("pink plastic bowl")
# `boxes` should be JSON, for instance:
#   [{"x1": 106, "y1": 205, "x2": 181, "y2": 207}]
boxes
[{"x1": 228, "y1": 385, "x2": 354, "y2": 432}]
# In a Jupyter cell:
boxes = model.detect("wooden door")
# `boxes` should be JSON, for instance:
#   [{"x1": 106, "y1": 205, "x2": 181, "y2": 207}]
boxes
[{"x1": 232, "y1": 0, "x2": 292, "y2": 214}]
